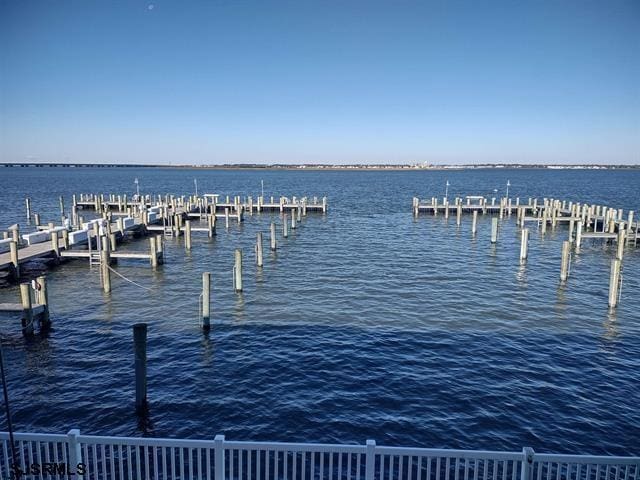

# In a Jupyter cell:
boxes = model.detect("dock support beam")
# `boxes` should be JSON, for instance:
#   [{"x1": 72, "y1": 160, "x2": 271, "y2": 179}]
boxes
[
  {"x1": 202, "y1": 272, "x2": 211, "y2": 330},
  {"x1": 133, "y1": 323, "x2": 148, "y2": 412}
]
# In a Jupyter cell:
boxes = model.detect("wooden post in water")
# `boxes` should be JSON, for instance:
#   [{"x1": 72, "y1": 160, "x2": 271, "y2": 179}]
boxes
[
  {"x1": 133, "y1": 323, "x2": 148, "y2": 411},
  {"x1": 283, "y1": 214, "x2": 289, "y2": 238},
  {"x1": 225, "y1": 208, "x2": 230, "y2": 229},
  {"x1": 9, "y1": 241, "x2": 19, "y2": 279},
  {"x1": 233, "y1": 249, "x2": 243, "y2": 292},
  {"x1": 616, "y1": 228, "x2": 626, "y2": 261},
  {"x1": 50, "y1": 230, "x2": 59, "y2": 258},
  {"x1": 25, "y1": 198, "x2": 31, "y2": 220},
  {"x1": 297, "y1": 206, "x2": 302, "y2": 222},
  {"x1": 608, "y1": 259, "x2": 621, "y2": 308},
  {"x1": 150, "y1": 236, "x2": 158, "y2": 268},
  {"x1": 520, "y1": 228, "x2": 529, "y2": 261},
  {"x1": 471, "y1": 210, "x2": 478, "y2": 236},
  {"x1": 256, "y1": 232, "x2": 264, "y2": 267},
  {"x1": 185, "y1": 220, "x2": 192, "y2": 251},
  {"x1": 270, "y1": 222, "x2": 277, "y2": 250},
  {"x1": 34, "y1": 213, "x2": 41, "y2": 227},
  {"x1": 202, "y1": 272, "x2": 211, "y2": 330},
  {"x1": 59, "y1": 196, "x2": 65, "y2": 216},
  {"x1": 101, "y1": 250, "x2": 111, "y2": 293},
  {"x1": 109, "y1": 233, "x2": 117, "y2": 251},
  {"x1": 575, "y1": 221, "x2": 583, "y2": 252},
  {"x1": 20, "y1": 283, "x2": 33, "y2": 336},
  {"x1": 560, "y1": 240, "x2": 570, "y2": 282},
  {"x1": 490, "y1": 217, "x2": 498, "y2": 243},
  {"x1": 36, "y1": 275, "x2": 50, "y2": 327},
  {"x1": 291, "y1": 210, "x2": 297, "y2": 230},
  {"x1": 456, "y1": 204, "x2": 462, "y2": 226}
]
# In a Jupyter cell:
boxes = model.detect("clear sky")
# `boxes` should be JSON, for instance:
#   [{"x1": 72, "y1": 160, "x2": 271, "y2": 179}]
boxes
[{"x1": 0, "y1": 1, "x2": 638, "y2": 165}]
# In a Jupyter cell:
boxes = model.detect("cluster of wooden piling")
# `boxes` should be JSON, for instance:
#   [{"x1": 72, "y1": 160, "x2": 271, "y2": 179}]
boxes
[
  {"x1": 413, "y1": 195, "x2": 638, "y2": 309},
  {"x1": 199, "y1": 201, "x2": 312, "y2": 331}
]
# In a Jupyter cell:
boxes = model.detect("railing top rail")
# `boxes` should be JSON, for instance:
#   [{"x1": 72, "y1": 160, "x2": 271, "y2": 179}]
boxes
[
  {"x1": 0, "y1": 432, "x2": 68, "y2": 442},
  {"x1": 533, "y1": 453, "x2": 640, "y2": 465},
  {"x1": 375, "y1": 446, "x2": 523, "y2": 460},
  {"x1": 78, "y1": 434, "x2": 217, "y2": 448},
  {"x1": 225, "y1": 440, "x2": 366, "y2": 454}
]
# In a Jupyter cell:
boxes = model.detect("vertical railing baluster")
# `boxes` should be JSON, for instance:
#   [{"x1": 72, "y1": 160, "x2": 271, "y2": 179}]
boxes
[{"x1": 215, "y1": 435, "x2": 225, "y2": 480}]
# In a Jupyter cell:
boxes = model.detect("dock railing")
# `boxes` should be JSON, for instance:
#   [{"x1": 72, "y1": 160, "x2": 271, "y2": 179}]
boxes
[{"x1": 1, "y1": 431, "x2": 638, "y2": 480}]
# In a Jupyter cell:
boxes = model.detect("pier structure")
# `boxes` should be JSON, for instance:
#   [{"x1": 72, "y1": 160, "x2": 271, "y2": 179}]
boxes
[{"x1": 413, "y1": 195, "x2": 638, "y2": 309}]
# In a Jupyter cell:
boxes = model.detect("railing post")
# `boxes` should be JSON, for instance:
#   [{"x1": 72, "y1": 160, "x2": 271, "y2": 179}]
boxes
[
  {"x1": 520, "y1": 447, "x2": 534, "y2": 480},
  {"x1": 365, "y1": 440, "x2": 376, "y2": 480},
  {"x1": 215, "y1": 435, "x2": 225, "y2": 480},
  {"x1": 67, "y1": 429, "x2": 83, "y2": 479}
]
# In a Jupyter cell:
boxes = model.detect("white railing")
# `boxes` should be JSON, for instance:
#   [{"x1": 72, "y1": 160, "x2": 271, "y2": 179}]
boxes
[{"x1": 0, "y1": 431, "x2": 638, "y2": 480}]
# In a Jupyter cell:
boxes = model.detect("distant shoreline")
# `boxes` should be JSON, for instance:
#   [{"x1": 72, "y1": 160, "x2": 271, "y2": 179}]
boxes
[{"x1": 0, "y1": 162, "x2": 638, "y2": 170}]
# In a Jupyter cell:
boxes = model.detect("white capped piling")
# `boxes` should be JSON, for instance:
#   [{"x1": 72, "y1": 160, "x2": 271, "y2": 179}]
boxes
[
  {"x1": 150, "y1": 236, "x2": 158, "y2": 268},
  {"x1": 520, "y1": 228, "x2": 530, "y2": 261},
  {"x1": 283, "y1": 214, "x2": 289, "y2": 238},
  {"x1": 491, "y1": 217, "x2": 498, "y2": 243},
  {"x1": 36, "y1": 275, "x2": 50, "y2": 326},
  {"x1": 202, "y1": 272, "x2": 211, "y2": 330},
  {"x1": 101, "y1": 250, "x2": 111, "y2": 293},
  {"x1": 9, "y1": 241, "x2": 19, "y2": 278},
  {"x1": 185, "y1": 220, "x2": 192, "y2": 251},
  {"x1": 20, "y1": 283, "x2": 33, "y2": 336},
  {"x1": 233, "y1": 249, "x2": 243, "y2": 292},
  {"x1": 560, "y1": 240, "x2": 571, "y2": 282},
  {"x1": 608, "y1": 259, "x2": 622, "y2": 308},
  {"x1": 616, "y1": 228, "x2": 626, "y2": 261},
  {"x1": 25, "y1": 198, "x2": 31, "y2": 220},
  {"x1": 256, "y1": 232, "x2": 264, "y2": 267},
  {"x1": 471, "y1": 210, "x2": 478, "y2": 235},
  {"x1": 270, "y1": 222, "x2": 277, "y2": 250},
  {"x1": 133, "y1": 323, "x2": 148, "y2": 411}
]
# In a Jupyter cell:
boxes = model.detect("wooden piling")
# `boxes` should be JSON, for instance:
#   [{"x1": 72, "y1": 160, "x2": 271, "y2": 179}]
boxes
[
  {"x1": 233, "y1": 249, "x2": 243, "y2": 292},
  {"x1": 256, "y1": 232, "x2": 264, "y2": 267},
  {"x1": 9, "y1": 241, "x2": 19, "y2": 279},
  {"x1": 133, "y1": 323, "x2": 148, "y2": 411},
  {"x1": 101, "y1": 250, "x2": 111, "y2": 293},
  {"x1": 616, "y1": 228, "x2": 625, "y2": 261},
  {"x1": 109, "y1": 233, "x2": 117, "y2": 251},
  {"x1": 25, "y1": 197, "x2": 31, "y2": 220},
  {"x1": 59, "y1": 196, "x2": 65, "y2": 216},
  {"x1": 560, "y1": 240, "x2": 570, "y2": 282},
  {"x1": 283, "y1": 214, "x2": 289, "y2": 238},
  {"x1": 608, "y1": 259, "x2": 621, "y2": 308},
  {"x1": 20, "y1": 283, "x2": 33, "y2": 336},
  {"x1": 185, "y1": 220, "x2": 192, "y2": 251},
  {"x1": 202, "y1": 272, "x2": 211, "y2": 330},
  {"x1": 34, "y1": 213, "x2": 41, "y2": 227},
  {"x1": 225, "y1": 208, "x2": 230, "y2": 229},
  {"x1": 270, "y1": 222, "x2": 277, "y2": 250},
  {"x1": 208, "y1": 213, "x2": 216, "y2": 237},
  {"x1": 471, "y1": 211, "x2": 478, "y2": 235},
  {"x1": 150, "y1": 237, "x2": 158, "y2": 268},
  {"x1": 490, "y1": 217, "x2": 498, "y2": 243},
  {"x1": 456, "y1": 204, "x2": 462, "y2": 226},
  {"x1": 520, "y1": 228, "x2": 529, "y2": 261},
  {"x1": 575, "y1": 221, "x2": 583, "y2": 251},
  {"x1": 36, "y1": 275, "x2": 50, "y2": 327}
]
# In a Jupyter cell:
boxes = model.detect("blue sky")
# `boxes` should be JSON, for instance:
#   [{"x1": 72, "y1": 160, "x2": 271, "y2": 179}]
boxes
[{"x1": 0, "y1": 1, "x2": 638, "y2": 165}]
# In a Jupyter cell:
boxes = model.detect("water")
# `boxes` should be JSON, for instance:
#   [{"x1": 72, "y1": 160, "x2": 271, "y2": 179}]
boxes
[{"x1": 0, "y1": 167, "x2": 638, "y2": 456}]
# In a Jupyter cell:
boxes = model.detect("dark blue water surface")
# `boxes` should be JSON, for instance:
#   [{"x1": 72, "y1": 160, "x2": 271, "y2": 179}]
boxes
[{"x1": 0, "y1": 167, "x2": 638, "y2": 456}]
